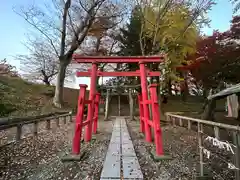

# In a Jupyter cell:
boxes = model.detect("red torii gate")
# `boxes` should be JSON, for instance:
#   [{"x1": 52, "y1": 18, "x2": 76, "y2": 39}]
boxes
[{"x1": 71, "y1": 55, "x2": 166, "y2": 157}]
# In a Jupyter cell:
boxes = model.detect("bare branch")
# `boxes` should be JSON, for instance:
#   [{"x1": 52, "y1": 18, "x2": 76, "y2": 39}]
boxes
[{"x1": 14, "y1": 8, "x2": 60, "y2": 57}]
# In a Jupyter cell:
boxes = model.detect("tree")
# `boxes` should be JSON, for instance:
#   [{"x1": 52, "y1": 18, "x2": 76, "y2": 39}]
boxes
[
  {"x1": 16, "y1": 38, "x2": 60, "y2": 85},
  {"x1": 115, "y1": 5, "x2": 151, "y2": 89},
  {"x1": 231, "y1": 0, "x2": 240, "y2": 13},
  {"x1": 181, "y1": 16, "x2": 240, "y2": 96},
  {"x1": 15, "y1": 0, "x2": 127, "y2": 107},
  {"x1": 0, "y1": 59, "x2": 18, "y2": 77},
  {"x1": 116, "y1": 0, "x2": 215, "y2": 96},
  {"x1": 140, "y1": 0, "x2": 215, "y2": 97}
]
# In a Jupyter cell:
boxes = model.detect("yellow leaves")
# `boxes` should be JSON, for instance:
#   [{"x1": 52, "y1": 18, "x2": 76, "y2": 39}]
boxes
[{"x1": 142, "y1": 3, "x2": 198, "y2": 61}]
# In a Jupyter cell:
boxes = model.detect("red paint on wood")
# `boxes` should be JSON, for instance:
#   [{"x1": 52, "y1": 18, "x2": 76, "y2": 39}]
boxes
[
  {"x1": 139, "y1": 62, "x2": 152, "y2": 142},
  {"x1": 72, "y1": 55, "x2": 165, "y2": 63},
  {"x1": 72, "y1": 85, "x2": 87, "y2": 154},
  {"x1": 76, "y1": 71, "x2": 161, "y2": 77},
  {"x1": 149, "y1": 84, "x2": 164, "y2": 156},
  {"x1": 84, "y1": 63, "x2": 98, "y2": 142},
  {"x1": 138, "y1": 94, "x2": 145, "y2": 133},
  {"x1": 93, "y1": 93, "x2": 100, "y2": 134}
]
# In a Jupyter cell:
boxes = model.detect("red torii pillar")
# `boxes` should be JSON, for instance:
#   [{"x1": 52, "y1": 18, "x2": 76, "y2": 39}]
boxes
[
  {"x1": 139, "y1": 62, "x2": 152, "y2": 142},
  {"x1": 84, "y1": 63, "x2": 98, "y2": 142},
  {"x1": 72, "y1": 55, "x2": 164, "y2": 143}
]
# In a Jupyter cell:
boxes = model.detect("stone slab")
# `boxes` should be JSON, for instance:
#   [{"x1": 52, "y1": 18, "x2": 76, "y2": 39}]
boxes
[
  {"x1": 122, "y1": 143, "x2": 136, "y2": 157},
  {"x1": 121, "y1": 131, "x2": 130, "y2": 137},
  {"x1": 110, "y1": 136, "x2": 121, "y2": 144},
  {"x1": 101, "y1": 116, "x2": 144, "y2": 180},
  {"x1": 100, "y1": 154, "x2": 121, "y2": 178},
  {"x1": 111, "y1": 130, "x2": 121, "y2": 137},
  {"x1": 106, "y1": 143, "x2": 121, "y2": 156},
  {"x1": 122, "y1": 156, "x2": 143, "y2": 179},
  {"x1": 121, "y1": 135, "x2": 132, "y2": 144}
]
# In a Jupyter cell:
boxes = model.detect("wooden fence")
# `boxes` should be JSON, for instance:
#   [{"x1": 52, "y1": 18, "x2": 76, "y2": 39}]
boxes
[
  {"x1": 0, "y1": 112, "x2": 72, "y2": 145},
  {"x1": 165, "y1": 112, "x2": 240, "y2": 180}
]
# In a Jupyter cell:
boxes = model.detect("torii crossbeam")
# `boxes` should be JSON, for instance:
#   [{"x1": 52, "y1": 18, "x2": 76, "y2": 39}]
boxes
[
  {"x1": 76, "y1": 69, "x2": 161, "y2": 77},
  {"x1": 72, "y1": 55, "x2": 165, "y2": 63}
]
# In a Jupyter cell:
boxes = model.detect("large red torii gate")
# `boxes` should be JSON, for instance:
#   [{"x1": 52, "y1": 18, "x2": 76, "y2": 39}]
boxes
[{"x1": 70, "y1": 55, "x2": 166, "y2": 157}]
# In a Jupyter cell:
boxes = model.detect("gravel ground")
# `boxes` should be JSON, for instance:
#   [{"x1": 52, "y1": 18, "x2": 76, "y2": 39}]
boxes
[
  {"x1": 0, "y1": 115, "x2": 236, "y2": 180},
  {"x1": 127, "y1": 118, "x2": 237, "y2": 180},
  {"x1": 0, "y1": 116, "x2": 112, "y2": 180},
  {"x1": 127, "y1": 119, "x2": 199, "y2": 180}
]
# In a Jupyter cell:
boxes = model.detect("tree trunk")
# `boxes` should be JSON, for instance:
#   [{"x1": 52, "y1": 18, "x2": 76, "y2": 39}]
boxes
[
  {"x1": 181, "y1": 71, "x2": 189, "y2": 101},
  {"x1": 53, "y1": 59, "x2": 68, "y2": 108},
  {"x1": 156, "y1": 77, "x2": 166, "y2": 120},
  {"x1": 129, "y1": 89, "x2": 134, "y2": 121},
  {"x1": 41, "y1": 70, "x2": 50, "y2": 86},
  {"x1": 43, "y1": 77, "x2": 50, "y2": 86},
  {"x1": 168, "y1": 78, "x2": 172, "y2": 95},
  {"x1": 201, "y1": 89, "x2": 216, "y2": 120},
  {"x1": 201, "y1": 99, "x2": 216, "y2": 120}
]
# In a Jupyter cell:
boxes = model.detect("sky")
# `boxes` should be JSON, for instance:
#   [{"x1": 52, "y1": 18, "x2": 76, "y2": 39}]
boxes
[{"x1": 0, "y1": 0, "x2": 234, "y2": 89}]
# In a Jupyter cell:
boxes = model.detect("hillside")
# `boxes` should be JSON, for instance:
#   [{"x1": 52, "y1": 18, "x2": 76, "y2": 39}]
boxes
[
  {"x1": 0, "y1": 76, "x2": 79, "y2": 117},
  {"x1": 0, "y1": 75, "x2": 227, "y2": 120}
]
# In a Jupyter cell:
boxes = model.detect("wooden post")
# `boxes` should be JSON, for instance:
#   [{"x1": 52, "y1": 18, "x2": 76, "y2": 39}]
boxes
[
  {"x1": 179, "y1": 118, "x2": 183, "y2": 127},
  {"x1": 33, "y1": 122, "x2": 38, "y2": 146},
  {"x1": 93, "y1": 93, "x2": 100, "y2": 134},
  {"x1": 233, "y1": 131, "x2": 240, "y2": 180},
  {"x1": 129, "y1": 88, "x2": 134, "y2": 121},
  {"x1": 56, "y1": 117, "x2": 60, "y2": 127},
  {"x1": 46, "y1": 120, "x2": 51, "y2": 129},
  {"x1": 63, "y1": 116, "x2": 67, "y2": 124},
  {"x1": 69, "y1": 111, "x2": 73, "y2": 122},
  {"x1": 214, "y1": 126, "x2": 220, "y2": 139},
  {"x1": 172, "y1": 117, "x2": 176, "y2": 126},
  {"x1": 104, "y1": 89, "x2": 110, "y2": 120},
  {"x1": 118, "y1": 94, "x2": 121, "y2": 116},
  {"x1": 33, "y1": 122, "x2": 38, "y2": 136},
  {"x1": 198, "y1": 122, "x2": 204, "y2": 176},
  {"x1": 187, "y1": 120, "x2": 191, "y2": 130},
  {"x1": 16, "y1": 124, "x2": 22, "y2": 141}
]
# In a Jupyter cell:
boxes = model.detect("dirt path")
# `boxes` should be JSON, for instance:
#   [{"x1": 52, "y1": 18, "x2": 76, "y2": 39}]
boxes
[{"x1": 0, "y1": 116, "x2": 113, "y2": 180}]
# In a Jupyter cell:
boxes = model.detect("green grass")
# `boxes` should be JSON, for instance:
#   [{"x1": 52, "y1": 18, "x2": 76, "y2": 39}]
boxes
[{"x1": 0, "y1": 76, "x2": 78, "y2": 117}]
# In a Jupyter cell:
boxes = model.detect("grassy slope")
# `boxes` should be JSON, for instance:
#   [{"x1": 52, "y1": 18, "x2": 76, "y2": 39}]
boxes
[
  {"x1": 0, "y1": 75, "x2": 227, "y2": 120},
  {"x1": 0, "y1": 76, "x2": 79, "y2": 117}
]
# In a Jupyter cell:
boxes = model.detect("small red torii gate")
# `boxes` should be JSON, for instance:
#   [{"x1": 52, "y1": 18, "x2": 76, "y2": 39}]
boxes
[{"x1": 71, "y1": 55, "x2": 166, "y2": 157}]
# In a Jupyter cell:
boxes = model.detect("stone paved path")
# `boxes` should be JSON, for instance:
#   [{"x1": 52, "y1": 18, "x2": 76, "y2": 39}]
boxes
[{"x1": 100, "y1": 116, "x2": 143, "y2": 180}]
